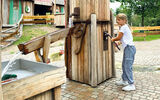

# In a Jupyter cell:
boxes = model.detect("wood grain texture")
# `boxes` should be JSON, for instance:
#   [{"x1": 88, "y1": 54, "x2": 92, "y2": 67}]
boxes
[
  {"x1": 66, "y1": 0, "x2": 114, "y2": 86},
  {"x1": 18, "y1": 28, "x2": 70, "y2": 54},
  {"x1": 2, "y1": 67, "x2": 66, "y2": 100},
  {"x1": 0, "y1": 1, "x2": 4, "y2": 99},
  {"x1": 43, "y1": 35, "x2": 51, "y2": 63},
  {"x1": 53, "y1": 86, "x2": 61, "y2": 100},
  {"x1": 90, "y1": 14, "x2": 97, "y2": 87}
]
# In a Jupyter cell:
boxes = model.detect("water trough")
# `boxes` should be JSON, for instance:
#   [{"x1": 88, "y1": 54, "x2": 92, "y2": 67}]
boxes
[{"x1": 1, "y1": 59, "x2": 66, "y2": 100}]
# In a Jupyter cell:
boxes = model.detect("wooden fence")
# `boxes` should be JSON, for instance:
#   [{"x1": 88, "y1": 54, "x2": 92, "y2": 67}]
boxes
[
  {"x1": 22, "y1": 15, "x2": 54, "y2": 24},
  {"x1": 131, "y1": 26, "x2": 160, "y2": 31},
  {"x1": 131, "y1": 26, "x2": 160, "y2": 40}
]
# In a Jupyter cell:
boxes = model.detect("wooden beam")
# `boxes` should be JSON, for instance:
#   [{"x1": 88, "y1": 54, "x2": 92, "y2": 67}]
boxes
[
  {"x1": 131, "y1": 26, "x2": 160, "y2": 31},
  {"x1": 43, "y1": 35, "x2": 51, "y2": 63},
  {"x1": 0, "y1": 0, "x2": 4, "y2": 99},
  {"x1": 54, "y1": 0, "x2": 56, "y2": 14},
  {"x1": 90, "y1": 14, "x2": 97, "y2": 87},
  {"x1": 110, "y1": 11, "x2": 116, "y2": 78},
  {"x1": 23, "y1": 15, "x2": 54, "y2": 19},
  {"x1": 18, "y1": 28, "x2": 70, "y2": 54},
  {"x1": 21, "y1": 20, "x2": 54, "y2": 24},
  {"x1": 34, "y1": 49, "x2": 43, "y2": 62},
  {"x1": 64, "y1": 0, "x2": 69, "y2": 28}
]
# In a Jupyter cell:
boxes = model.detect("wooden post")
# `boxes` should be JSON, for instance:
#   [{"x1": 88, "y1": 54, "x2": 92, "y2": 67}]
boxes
[
  {"x1": 54, "y1": 0, "x2": 56, "y2": 14},
  {"x1": 43, "y1": 35, "x2": 51, "y2": 63},
  {"x1": 0, "y1": 0, "x2": 4, "y2": 99},
  {"x1": 65, "y1": 0, "x2": 69, "y2": 28},
  {"x1": 34, "y1": 50, "x2": 43, "y2": 62},
  {"x1": 110, "y1": 11, "x2": 116, "y2": 78},
  {"x1": 90, "y1": 14, "x2": 97, "y2": 87},
  {"x1": 53, "y1": 86, "x2": 61, "y2": 100}
]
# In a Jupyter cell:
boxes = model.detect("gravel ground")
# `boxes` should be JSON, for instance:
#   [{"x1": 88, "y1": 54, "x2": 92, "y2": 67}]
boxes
[{"x1": 115, "y1": 39, "x2": 160, "y2": 66}]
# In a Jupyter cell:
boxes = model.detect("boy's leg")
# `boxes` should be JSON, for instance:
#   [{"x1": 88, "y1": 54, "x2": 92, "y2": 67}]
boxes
[
  {"x1": 115, "y1": 51, "x2": 129, "y2": 86},
  {"x1": 122, "y1": 52, "x2": 128, "y2": 81},
  {"x1": 123, "y1": 46, "x2": 136, "y2": 84}
]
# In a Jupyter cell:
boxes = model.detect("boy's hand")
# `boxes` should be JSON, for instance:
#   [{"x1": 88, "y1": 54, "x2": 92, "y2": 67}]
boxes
[
  {"x1": 115, "y1": 41, "x2": 121, "y2": 45},
  {"x1": 111, "y1": 38, "x2": 114, "y2": 42}
]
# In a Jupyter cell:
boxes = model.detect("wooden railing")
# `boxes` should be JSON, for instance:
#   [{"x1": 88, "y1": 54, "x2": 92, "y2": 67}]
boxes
[
  {"x1": 131, "y1": 26, "x2": 160, "y2": 40},
  {"x1": 1, "y1": 14, "x2": 23, "y2": 41},
  {"x1": 22, "y1": 15, "x2": 54, "y2": 24},
  {"x1": 131, "y1": 26, "x2": 160, "y2": 31}
]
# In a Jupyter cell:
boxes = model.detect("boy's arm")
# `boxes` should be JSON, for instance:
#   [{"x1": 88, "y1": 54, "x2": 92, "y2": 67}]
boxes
[{"x1": 111, "y1": 32, "x2": 123, "y2": 42}]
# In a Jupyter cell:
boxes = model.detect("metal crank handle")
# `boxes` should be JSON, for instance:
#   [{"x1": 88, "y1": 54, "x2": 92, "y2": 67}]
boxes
[{"x1": 113, "y1": 42, "x2": 120, "y2": 50}]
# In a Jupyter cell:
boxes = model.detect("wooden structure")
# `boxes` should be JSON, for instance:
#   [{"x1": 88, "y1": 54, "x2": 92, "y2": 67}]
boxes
[
  {"x1": 1, "y1": 1, "x2": 66, "y2": 99},
  {"x1": 16, "y1": 28, "x2": 71, "y2": 100},
  {"x1": 0, "y1": 29, "x2": 70, "y2": 100},
  {"x1": 0, "y1": 15, "x2": 23, "y2": 48},
  {"x1": 65, "y1": 0, "x2": 115, "y2": 87},
  {"x1": 22, "y1": 0, "x2": 34, "y2": 22},
  {"x1": 54, "y1": 13, "x2": 65, "y2": 26},
  {"x1": 53, "y1": 0, "x2": 65, "y2": 26},
  {"x1": 53, "y1": 0, "x2": 65, "y2": 14},
  {"x1": 2, "y1": 0, "x2": 23, "y2": 25},
  {"x1": 2, "y1": 0, "x2": 34, "y2": 25},
  {"x1": 0, "y1": 1, "x2": 4, "y2": 99}
]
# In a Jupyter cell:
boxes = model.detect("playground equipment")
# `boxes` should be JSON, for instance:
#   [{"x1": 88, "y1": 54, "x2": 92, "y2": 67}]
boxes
[
  {"x1": 0, "y1": 0, "x2": 116, "y2": 99},
  {"x1": 65, "y1": 0, "x2": 116, "y2": 87}
]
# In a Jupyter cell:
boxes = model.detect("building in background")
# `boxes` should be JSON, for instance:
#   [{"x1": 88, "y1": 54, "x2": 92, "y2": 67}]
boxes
[{"x1": 2, "y1": 0, "x2": 65, "y2": 26}]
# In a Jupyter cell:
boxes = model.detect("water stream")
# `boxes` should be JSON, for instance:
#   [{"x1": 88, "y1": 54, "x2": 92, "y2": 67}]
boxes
[{"x1": 1, "y1": 51, "x2": 22, "y2": 78}]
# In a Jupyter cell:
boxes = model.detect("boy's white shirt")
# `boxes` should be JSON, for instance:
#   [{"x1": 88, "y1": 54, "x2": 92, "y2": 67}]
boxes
[{"x1": 119, "y1": 24, "x2": 134, "y2": 49}]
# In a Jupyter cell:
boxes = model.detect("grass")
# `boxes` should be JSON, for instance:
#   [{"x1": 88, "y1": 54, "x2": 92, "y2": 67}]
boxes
[
  {"x1": 10, "y1": 51, "x2": 15, "y2": 54},
  {"x1": 50, "y1": 52, "x2": 62, "y2": 62},
  {"x1": 133, "y1": 34, "x2": 160, "y2": 41},
  {"x1": 13, "y1": 24, "x2": 52, "y2": 45}
]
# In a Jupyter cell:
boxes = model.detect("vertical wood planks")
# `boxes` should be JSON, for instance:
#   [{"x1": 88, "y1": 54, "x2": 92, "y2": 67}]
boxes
[
  {"x1": 71, "y1": 36, "x2": 78, "y2": 80},
  {"x1": 97, "y1": 24, "x2": 103, "y2": 83},
  {"x1": 78, "y1": 0, "x2": 110, "y2": 21},
  {"x1": 83, "y1": 25, "x2": 89, "y2": 83},
  {"x1": 88, "y1": 25, "x2": 91, "y2": 84},
  {"x1": 108, "y1": 23, "x2": 112, "y2": 78},
  {"x1": 67, "y1": 0, "x2": 114, "y2": 86},
  {"x1": 53, "y1": 86, "x2": 61, "y2": 100},
  {"x1": 54, "y1": 0, "x2": 56, "y2": 15}
]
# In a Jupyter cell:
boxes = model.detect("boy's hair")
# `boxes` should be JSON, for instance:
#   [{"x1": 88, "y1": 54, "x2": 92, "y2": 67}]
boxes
[
  {"x1": 116, "y1": 13, "x2": 128, "y2": 24},
  {"x1": 116, "y1": 13, "x2": 132, "y2": 31}
]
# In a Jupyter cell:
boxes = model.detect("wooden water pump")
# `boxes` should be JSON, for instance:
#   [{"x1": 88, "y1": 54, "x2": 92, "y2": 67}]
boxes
[{"x1": 65, "y1": 0, "x2": 116, "y2": 87}]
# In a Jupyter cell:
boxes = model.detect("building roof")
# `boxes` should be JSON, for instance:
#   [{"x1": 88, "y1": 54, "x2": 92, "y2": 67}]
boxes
[{"x1": 52, "y1": 0, "x2": 64, "y2": 5}]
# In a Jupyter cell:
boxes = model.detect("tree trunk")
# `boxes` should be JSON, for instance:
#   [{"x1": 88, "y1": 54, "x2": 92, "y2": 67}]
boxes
[{"x1": 141, "y1": 7, "x2": 145, "y2": 26}]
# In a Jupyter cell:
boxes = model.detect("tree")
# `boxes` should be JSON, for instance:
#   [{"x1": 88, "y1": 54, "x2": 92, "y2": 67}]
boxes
[{"x1": 114, "y1": 0, "x2": 160, "y2": 26}]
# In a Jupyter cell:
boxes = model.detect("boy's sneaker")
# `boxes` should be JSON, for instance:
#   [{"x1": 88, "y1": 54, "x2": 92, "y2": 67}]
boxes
[
  {"x1": 115, "y1": 80, "x2": 129, "y2": 86},
  {"x1": 122, "y1": 84, "x2": 136, "y2": 91}
]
